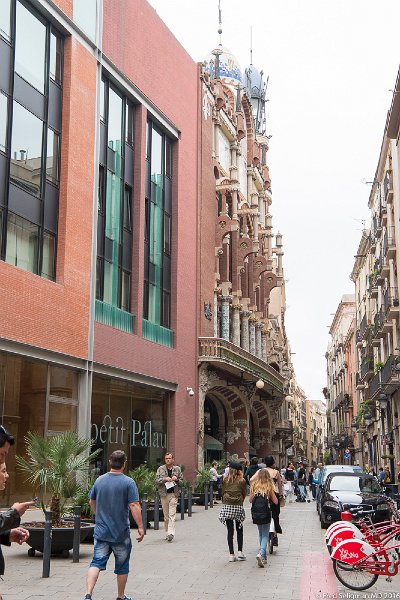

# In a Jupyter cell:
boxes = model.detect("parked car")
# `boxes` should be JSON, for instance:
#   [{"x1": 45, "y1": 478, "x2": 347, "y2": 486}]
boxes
[
  {"x1": 316, "y1": 464, "x2": 363, "y2": 515},
  {"x1": 319, "y1": 472, "x2": 391, "y2": 529}
]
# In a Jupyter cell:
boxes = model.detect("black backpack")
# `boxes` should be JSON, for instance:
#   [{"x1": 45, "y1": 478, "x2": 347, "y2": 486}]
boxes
[{"x1": 251, "y1": 493, "x2": 271, "y2": 525}]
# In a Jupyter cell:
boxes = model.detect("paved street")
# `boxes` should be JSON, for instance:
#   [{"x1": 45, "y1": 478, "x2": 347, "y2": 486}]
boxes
[{"x1": 1, "y1": 501, "x2": 399, "y2": 600}]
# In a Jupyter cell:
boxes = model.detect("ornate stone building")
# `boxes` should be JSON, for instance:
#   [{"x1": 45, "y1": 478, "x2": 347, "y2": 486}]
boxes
[{"x1": 197, "y1": 42, "x2": 293, "y2": 467}]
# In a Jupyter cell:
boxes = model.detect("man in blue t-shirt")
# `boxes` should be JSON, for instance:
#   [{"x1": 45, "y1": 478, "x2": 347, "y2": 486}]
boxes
[{"x1": 84, "y1": 450, "x2": 144, "y2": 600}]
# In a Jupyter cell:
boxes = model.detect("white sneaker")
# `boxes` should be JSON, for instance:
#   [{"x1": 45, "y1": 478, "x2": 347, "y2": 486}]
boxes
[
  {"x1": 237, "y1": 551, "x2": 246, "y2": 561},
  {"x1": 229, "y1": 554, "x2": 237, "y2": 562},
  {"x1": 256, "y1": 553, "x2": 264, "y2": 568}
]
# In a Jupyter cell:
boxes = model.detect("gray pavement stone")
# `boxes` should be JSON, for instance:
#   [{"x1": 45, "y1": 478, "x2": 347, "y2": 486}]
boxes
[{"x1": 1, "y1": 501, "x2": 399, "y2": 599}]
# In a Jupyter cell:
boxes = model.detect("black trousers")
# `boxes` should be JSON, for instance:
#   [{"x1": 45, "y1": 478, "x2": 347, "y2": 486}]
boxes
[
  {"x1": 271, "y1": 501, "x2": 282, "y2": 533},
  {"x1": 226, "y1": 519, "x2": 243, "y2": 554}
]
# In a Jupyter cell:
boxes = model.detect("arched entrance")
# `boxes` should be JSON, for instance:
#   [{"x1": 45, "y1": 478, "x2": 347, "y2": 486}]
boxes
[{"x1": 203, "y1": 395, "x2": 227, "y2": 463}]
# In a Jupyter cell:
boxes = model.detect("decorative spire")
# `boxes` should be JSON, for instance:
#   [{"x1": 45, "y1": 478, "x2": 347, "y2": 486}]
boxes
[
  {"x1": 218, "y1": 0, "x2": 222, "y2": 44},
  {"x1": 250, "y1": 26, "x2": 253, "y2": 65}
]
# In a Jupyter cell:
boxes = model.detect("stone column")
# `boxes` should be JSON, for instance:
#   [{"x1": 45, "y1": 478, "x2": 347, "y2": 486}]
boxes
[
  {"x1": 249, "y1": 316, "x2": 256, "y2": 355},
  {"x1": 220, "y1": 295, "x2": 232, "y2": 341},
  {"x1": 213, "y1": 288, "x2": 221, "y2": 337},
  {"x1": 261, "y1": 330, "x2": 267, "y2": 362},
  {"x1": 256, "y1": 323, "x2": 263, "y2": 358},
  {"x1": 198, "y1": 366, "x2": 220, "y2": 468},
  {"x1": 231, "y1": 302, "x2": 242, "y2": 346},
  {"x1": 240, "y1": 310, "x2": 250, "y2": 352}
]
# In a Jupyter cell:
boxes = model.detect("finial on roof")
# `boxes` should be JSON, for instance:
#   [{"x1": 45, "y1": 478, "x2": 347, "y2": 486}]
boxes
[
  {"x1": 218, "y1": 0, "x2": 222, "y2": 44},
  {"x1": 250, "y1": 26, "x2": 253, "y2": 65}
]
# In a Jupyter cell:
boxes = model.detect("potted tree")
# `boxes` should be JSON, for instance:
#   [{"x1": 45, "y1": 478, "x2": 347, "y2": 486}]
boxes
[
  {"x1": 128, "y1": 465, "x2": 160, "y2": 526},
  {"x1": 193, "y1": 467, "x2": 213, "y2": 505},
  {"x1": 16, "y1": 431, "x2": 101, "y2": 557}
]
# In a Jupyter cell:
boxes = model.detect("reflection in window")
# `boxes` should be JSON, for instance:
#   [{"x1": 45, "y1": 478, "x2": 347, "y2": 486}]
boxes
[
  {"x1": 6, "y1": 213, "x2": 39, "y2": 274},
  {"x1": 0, "y1": 92, "x2": 7, "y2": 152},
  {"x1": 108, "y1": 88, "x2": 123, "y2": 170},
  {"x1": 49, "y1": 32, "x2": 62, "y2": 84},
  {"x1": 123, "y1": 186, "x2": 132, "y2": 230},
  {"x1": 73, "y1": 0, "x2": 97, "y2": 40},
  {"x1": 46, "y1": 129, "x2": 59, "y2": 184},
  {"x1": 126, "y1": 102, "x2": 135, "y2": 146},
  {"x1": 15, "y1": 2, "x2": 46, "y2": 93},
  {"x1": 42, "y1": 231, "x2": 56, "y2": 280},
  {"x1": 100, "y1": 78, "x2": 105, "y2": 122},
  {"x1": 121, "y1": 270, "x2": 130, "y2": 312},
  {"x1": 10, "y1": 101, "x2": 43, "y2": 196},
  {"x1": 0, "y1": 0, "x2": 11, "y2": 41},
  {"x1": 50, "y1": 366, "x2": 77, "y2": 399}
]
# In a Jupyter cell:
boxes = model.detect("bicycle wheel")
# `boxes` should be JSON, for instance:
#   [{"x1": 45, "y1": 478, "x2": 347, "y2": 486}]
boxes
[{"x1": 332, "y1": 558, "x2": 378, "y2": 591}]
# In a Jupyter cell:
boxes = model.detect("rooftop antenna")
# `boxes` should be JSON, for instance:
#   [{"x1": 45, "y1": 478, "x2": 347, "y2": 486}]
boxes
[{"x1": 250, "y1": 26, "x2": 253, "y2": 65}]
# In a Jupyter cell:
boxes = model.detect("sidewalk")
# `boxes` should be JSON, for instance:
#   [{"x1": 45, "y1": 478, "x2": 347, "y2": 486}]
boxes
[{"x1": 1, "y1": 500, "x2": 399, "y2": 600}]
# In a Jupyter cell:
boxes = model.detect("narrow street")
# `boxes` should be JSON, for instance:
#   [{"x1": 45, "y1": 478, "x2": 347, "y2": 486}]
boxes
[{"x1": 2, "y1": 502, "x2": 399, "y2": 600}]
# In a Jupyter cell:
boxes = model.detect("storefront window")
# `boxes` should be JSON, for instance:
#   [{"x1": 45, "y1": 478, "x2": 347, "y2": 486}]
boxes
[
  {"x1": 0, "y1": 354, "x2": 79, "y2": 505},
  {"x1": 91, "y1": 375, "x2": 168, "y2": 473}
]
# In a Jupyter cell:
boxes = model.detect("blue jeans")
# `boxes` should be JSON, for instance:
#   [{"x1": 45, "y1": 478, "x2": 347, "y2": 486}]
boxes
[
  {"x1": 90, "y1": 537, "x2": 132, "y2": 574},
  {"x1": 257, "y1": 523, "x2": 271, "y2": 559}
]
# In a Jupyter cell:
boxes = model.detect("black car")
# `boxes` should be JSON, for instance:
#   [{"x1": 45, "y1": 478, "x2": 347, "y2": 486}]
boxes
[{"x1": 319, "y1": 472, "x2": 391, "y2": 529}]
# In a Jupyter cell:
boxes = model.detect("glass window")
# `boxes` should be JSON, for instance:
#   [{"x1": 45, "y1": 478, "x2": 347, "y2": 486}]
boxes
[
  {"x1": 98, "y1": 166, "x2": 105, "y2": 213},
  {"x1": 10, "y1": 101, "x2": 43, "y2": 196},
  {"x1": 123, "y1": 186, "x2": 132, "y2": 230},
  {"x1": 121, "y1": 270, "x2": 130, "y2": 312},
  {"x1": 0, "y1": 0, "x2": 11, "y2": 41},
  {"x1": 163, "y1": 213, "x2": 171, "y2": 255},
  {"x1": 6, "y1": 212, "x2": 39, "y2": 274},
  {"x1": 96, "y1": 256, "x2": 103, "y2": 299},
  {"x1": 0, "y1": 92, "x2": 7, "y2": 153},
  {"x1": 151, "y1": 128, "x2": 163, "y2": 180},
  {"x1": 165, "y1": 139, "x2": 172, "y2": 178},
  {"x1": 15, "y1": 2, "x2": 46, "y2": 93},
  {"x1": 49, "y1": 32, "x2": 62, "y2": 85},
  {"x1": 41, "y1": 231, "x2": 55, "y2": 280},
  {"x1": 50, "y1": 366, "x2": 77, "y2": 399},
  {"x1": 47, "y1": 402, "x2": 77, "y2": 433},
  {"x1": 46, "y1": 129, "x2": 59, "y2": 184},
  {"x1": 73, "y1": 0, "x2": 97, "y2": 40},
  {"x1": 100, "y1": 78, "x2": 105, "y2": 122},
  {"x1": 126, "y1": 101, "x2": 134, "y2": 146},
  {"x1": 103, "y1": 259, "x2": 116, "y2": 305}
]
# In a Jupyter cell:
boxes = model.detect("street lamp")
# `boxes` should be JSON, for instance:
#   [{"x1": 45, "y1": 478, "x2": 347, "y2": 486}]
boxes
[{"x1": 378, "y1": 393, "x2": 388, "y2": 411}]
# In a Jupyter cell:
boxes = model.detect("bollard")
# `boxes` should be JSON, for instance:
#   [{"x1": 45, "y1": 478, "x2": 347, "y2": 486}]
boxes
[
  {"x1": 42, "y1": 510, "x2": 52, "y2": 578},
  {"x1": 141, "y1": 493, "x2": 147, "y2": 535},
  {"x1": 154, "y1": 492, "x2": 160, "y2": 530},
  {"x1": 180, "y1": 489, "x2": 185, "y2": 520},
  {"x1": 188, "y1": 486, "x2": 192, "y2": 517},
  {"x1": 204, "y1": 483, "x2": 209, "y2": 510},
  {"x1": 72, "y1": 505, "x2": 81, "y2": 563},
  {"x1": 210, "y1": 482, "x2": 214, "y2": 508}
]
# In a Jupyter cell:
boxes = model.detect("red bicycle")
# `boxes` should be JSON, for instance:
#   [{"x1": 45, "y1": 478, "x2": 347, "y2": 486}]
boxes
[{"x1": 331, "y1": 499, "x2": 400, "y2": 590}]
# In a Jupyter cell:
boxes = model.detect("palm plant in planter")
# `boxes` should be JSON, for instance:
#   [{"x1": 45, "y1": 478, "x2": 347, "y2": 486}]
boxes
[{"x1": 15, "y1": 431, "x2": 101, "y2": 556}]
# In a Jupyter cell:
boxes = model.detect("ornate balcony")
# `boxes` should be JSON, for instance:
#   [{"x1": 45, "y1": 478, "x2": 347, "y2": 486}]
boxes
[{"x1": 198, "y1": 337, "x2": 285, "y2": 394}]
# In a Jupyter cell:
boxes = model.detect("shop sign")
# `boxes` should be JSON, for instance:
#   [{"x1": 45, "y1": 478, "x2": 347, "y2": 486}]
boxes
[{"x1": 91, "y1": 415, "x2": 167, "y2": 448}]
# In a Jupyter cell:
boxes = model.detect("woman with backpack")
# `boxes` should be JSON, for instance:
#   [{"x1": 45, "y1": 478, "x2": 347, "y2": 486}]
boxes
[
  {"x1": 219, "y1": 461, "x2": 247, "y2": 562},
  {"x1": 249, "y1": 468, "x2": 278, "y2": 568}
]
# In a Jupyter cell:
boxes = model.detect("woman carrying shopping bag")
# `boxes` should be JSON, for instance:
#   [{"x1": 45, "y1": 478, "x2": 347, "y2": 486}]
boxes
[
  {"x1": 219, "y1": 461, "x2": 247, "y2": 562},
  {"x1": 249, "y1": 469, "x2": 278, "y2": 567}
]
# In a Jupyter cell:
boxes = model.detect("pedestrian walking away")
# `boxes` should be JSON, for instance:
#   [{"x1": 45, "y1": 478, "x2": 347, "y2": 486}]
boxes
[
  {"x1": 249, "y1": 468, "x2": 278, "y2": 568},
  {"x1": 283, "y1": 462, "x2": 296, "y2": 503},
  {"x1": 250, "y1": 455, "x2": 283, "y2": 546},
  {"x1": 84, "y1": 450, "x2": 144, "y2": 600},
  {"x1": 155, "y1": 451, "x2": 183, "y2": 542},
  {"x1": 219, "y1": 460, "x2": 247, "y2": 562}
]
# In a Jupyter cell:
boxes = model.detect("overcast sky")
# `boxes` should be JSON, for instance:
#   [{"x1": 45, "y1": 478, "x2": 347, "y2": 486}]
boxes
[{"x1": 148, "y1": 0, "x2": 400, "y2": 400}]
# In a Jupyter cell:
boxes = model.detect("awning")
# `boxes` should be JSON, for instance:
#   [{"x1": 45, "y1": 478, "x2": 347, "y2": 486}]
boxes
[{"x1": 204, "y1": 434, "x2": 223, "y2": 450}]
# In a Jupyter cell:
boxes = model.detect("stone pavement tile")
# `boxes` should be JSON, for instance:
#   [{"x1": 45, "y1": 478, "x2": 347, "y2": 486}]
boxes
[{"x1": 1, "y1": 500, "x2": 399, "y2": 599}]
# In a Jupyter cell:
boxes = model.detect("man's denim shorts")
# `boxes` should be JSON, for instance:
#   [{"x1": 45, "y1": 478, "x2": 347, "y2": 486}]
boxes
[{"x1": 90, "y1": 537, "x2": 132, "y2": 574}]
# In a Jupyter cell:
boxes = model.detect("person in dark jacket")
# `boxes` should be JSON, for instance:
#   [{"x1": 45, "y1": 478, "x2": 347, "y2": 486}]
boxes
[
  {"x1": 0, "y1": 426, "x2": 35, "y2": 585},
  {"x1": 244, "y1": 457, "x2": 260, "y2": 485}
]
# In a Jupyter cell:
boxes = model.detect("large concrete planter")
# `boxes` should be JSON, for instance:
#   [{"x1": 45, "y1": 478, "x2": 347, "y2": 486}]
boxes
[{"x1": 23, "y1": 521, "x2": 95, "y2": 557}]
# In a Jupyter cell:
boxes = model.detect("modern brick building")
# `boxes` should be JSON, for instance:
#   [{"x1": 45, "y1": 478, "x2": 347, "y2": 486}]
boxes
[{"x1": 0, "y1": 0, "x2": 198, "y2": 501}]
